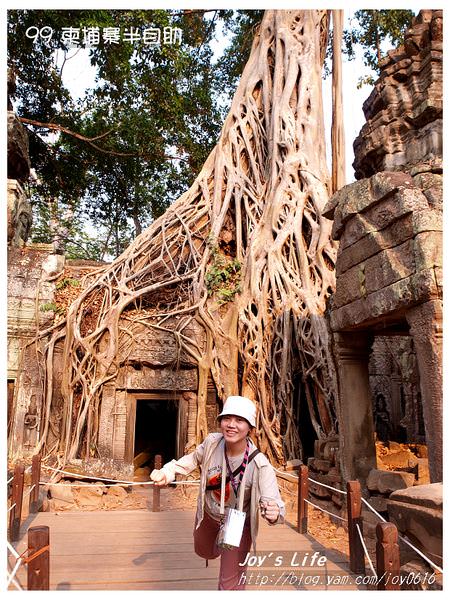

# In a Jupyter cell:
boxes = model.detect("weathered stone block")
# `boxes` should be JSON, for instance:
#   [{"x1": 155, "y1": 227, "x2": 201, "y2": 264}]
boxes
[
  {"x1": 366, "y1": 494, "x2": 389, "y2": 513},
  {"x1": 331, "y1": 493, "x2": 344, "y2": 508},
  {"x1": 423, "y1": 186, "x2": 442, "y2": 210},
  {"x1": 364, "y1": 239, "x2": 415, "y2": 295},
  {"x1": 359, "y1": 509, "x2": 381, "y2": 541},
  {"x1": 103, "y1": 486, "x2": 129, "y2": 508},
  {"x1": 382, "y1": 449, "x2": 418, "y2": 469},
  {"x1": 48, "y1": 482, "x2": 75, "y2": 503},
  {"x1": 370, "y1": 171, "x2": 415, "y2": 202},
  {"x1": 412, "y1": 459, "x2": 429, "y2": 486},
  {"x1": 309, "y1": 481, "x2": 331, "y2": 499},
  {"x1": 41, "y1": 254, "x2": 65, "y2": 280},
  {"x1": 332, "y1": 264, "x2": 364, "y2": 307},
  {"x1": 389, "y1": 482, "x2": 442, "y2": 510},
  {"x1": 387, "y1": 487, "x2": 442, "y2": 567},
  {"x1": 413, "y1": 231, "x2": 442, "y2": 271},
  {"x1": 412, "y1": 209, "x2": 442, "y2": 234},
  {"x1": 7, "y1": 180, "x2": 32, "y2": 246},
  {"x1": 367, "y1": 468, "x2": 415, "y2": 494},
  {"x1": 388, "y1": 441, "x2": 402, "y2": 451},
  {"x1": 47, "y1": 498, "x2": 76, "y2": 512},
  {"x1": 336, "y1": 214, "x2": 414, "y2": 276},
  {"x1": 307, "y1": 457, "x2": 331, "y2": 473},
  {"x1": 7, "y1": 111, "x2": 30, "y2": 182},
  {"x1": 322, "y1": 440, "x2": 339, "y2": 462},
  {"x1": 314, "y1": 438, "x2": 328, "y2": 458},
  {"x1": 118, "y1": 365, "x2": 198, "y2": 390},
  {"x1": 106, "y1": 485, "x2": 128, "y2": 501},
  {"x1": 330, "y1": 268, "x2": 439, "y2": 330},
  {"x1": 73, "y1": 482, "x2": 106, "y2": 508},
  {"x1": 326, "y1": 179, "x2": 372, "y2": 238},
  {"x1": 118, "y1": 319, "x2": 206, "y2": 366},
  {"x1": 400, "y1": 560, "x2": 443, "y2": 590},
  {"x1": 326, "y1": 466, "x2": 342, "y2": 484},
  {"x1": 412, "y1": 171, "x2": 442, "y2": 191}
]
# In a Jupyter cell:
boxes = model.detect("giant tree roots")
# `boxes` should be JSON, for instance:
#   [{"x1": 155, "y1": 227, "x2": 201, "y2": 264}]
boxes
[{"x1": 30, "y1": 10, "x2": 339, "y2": 467}]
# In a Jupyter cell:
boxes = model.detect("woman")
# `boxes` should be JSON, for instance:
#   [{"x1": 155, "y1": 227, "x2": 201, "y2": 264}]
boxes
[{"x1": 150, "y1": 395, "x2": 285, "y2": 590}]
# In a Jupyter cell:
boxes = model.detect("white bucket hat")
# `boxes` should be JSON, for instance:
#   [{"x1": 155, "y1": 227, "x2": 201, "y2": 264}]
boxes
[{"x1": 217, "y1": 396, "x2": 257, "y2": 428}]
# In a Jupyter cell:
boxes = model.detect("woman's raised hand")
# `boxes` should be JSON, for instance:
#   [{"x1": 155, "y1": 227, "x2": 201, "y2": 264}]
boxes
[{"x1": 150, "y1": 469, "x2": 168, "y2": 487}]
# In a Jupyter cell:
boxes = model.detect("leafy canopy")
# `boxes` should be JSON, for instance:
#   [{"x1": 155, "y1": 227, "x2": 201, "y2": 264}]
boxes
[{"x1": 8, "y1": 9, "x2": 225, "y2": 258}]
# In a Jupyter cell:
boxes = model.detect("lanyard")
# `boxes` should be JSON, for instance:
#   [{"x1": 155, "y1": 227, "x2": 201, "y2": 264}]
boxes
[
  {"x1": 219, "y1": 438, "x2": 250, "y2": 516},
  {"x1": 225, "y1": 439, "x2": 250, "y2": 496}
]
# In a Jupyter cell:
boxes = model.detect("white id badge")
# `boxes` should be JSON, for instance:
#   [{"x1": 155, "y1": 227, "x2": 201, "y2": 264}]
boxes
[{"x1": 223, "y1": 508, "x2": 246, "y2": 548}]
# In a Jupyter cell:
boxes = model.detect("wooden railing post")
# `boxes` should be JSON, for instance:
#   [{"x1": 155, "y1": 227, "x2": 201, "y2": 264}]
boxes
[
  {"x1": 346, "y1": 480, "x2": 365, "y2": 574},
  {"x1": 297, "y1": 465, "x2": 309, "y2": 533},
  {"x1": 9, "y1": 463, "x2": 25, "y2": 542},
  {"x1": 29, "y1": 454, "x2": 41, "y2": 514},
  {"x1": 153, "y1": 454, "x2": 162, "y2": 512},
  {"x1": 376, "y1": 522, "x2": 400, "y2": 590},
  {"x1": 27, "y1": 526, "x2": 50, "y2": 590}
]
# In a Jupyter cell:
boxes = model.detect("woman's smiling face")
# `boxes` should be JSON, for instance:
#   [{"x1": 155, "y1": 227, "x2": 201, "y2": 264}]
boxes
[{"x1": 220, "y1": 414, "x2": 251, "y2": 444}]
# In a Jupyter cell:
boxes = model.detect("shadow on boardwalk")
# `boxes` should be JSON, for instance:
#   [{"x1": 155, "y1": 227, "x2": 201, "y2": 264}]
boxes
[{"x1": 9, "y1": 495, "x2": 367, "y2": 591}]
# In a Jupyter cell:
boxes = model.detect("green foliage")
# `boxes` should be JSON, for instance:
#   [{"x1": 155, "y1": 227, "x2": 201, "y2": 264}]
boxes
[
  {"x1": 8, "y1": 9, "x2": 227, "y2": 258},
  {"x1": 343, "y1": 10, "x2": 415, "y2": 86},
  {"x1": 40, "y1": 301, "x2": 65, "y2": 314},
  {"x1": 323, "y1": 10, "x2": 414, "y2": 83},
  {"x1": 205, "y1": 244, "x2": 242, "y2": 305},
  {"x1": 56, "y1": 277, "x2": 80, "y2": 290},
  {"x1": 30, "y1": 195, "x2": 112, "y2": 261}
]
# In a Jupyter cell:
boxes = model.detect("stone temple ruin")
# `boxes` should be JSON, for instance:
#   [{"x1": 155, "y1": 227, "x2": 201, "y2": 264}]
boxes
[{"x1": 7, "y1": 9, "x2": 442, "y2": 573}]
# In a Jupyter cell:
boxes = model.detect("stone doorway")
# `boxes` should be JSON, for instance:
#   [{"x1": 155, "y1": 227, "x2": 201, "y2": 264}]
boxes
[
  {"x1": 126, "y1": 391, "x2": 187, "y2": 473},
  {"x1": 135, "y1": 398, "x2": 177, "y2": 466},
  {"x1": 293, "y1": 373, "x2": 318, "y2": 462}
]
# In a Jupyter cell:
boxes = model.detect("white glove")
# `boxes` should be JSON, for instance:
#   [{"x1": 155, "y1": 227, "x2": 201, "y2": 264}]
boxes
[{"x1": 150, "y1": 469, "x2": 168, "y2": 487}]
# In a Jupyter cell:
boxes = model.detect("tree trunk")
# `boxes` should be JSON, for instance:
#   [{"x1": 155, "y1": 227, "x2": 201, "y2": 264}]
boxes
[{"x1": 332, "y1": 9, "x2": 345, "y2": 193}]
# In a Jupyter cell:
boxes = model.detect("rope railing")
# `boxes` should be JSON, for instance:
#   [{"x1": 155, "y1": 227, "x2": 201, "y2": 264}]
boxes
[
  {"x1": 356, "y1": 522, "x2": 377, "y2": 578},
  {"x1": 6, "y1": 539, "x2": 23, "y2": 589},
  {"x1": 361, "y1": 497, "x2": 443, "y2": 574},
  {"x1": 274, "y1": 463, "x2": 442, "y2": 586},
  {"x1": 22, "y1": 484, "x2": 36, "y2": 497},
  {"x1": 308, "y1": 476, "x2": 347, "y2": 495},
  {"x1": 304, "y1": 498, "x2": 345, "y2": 522},
  {"x1": 38, "y1": 477, "x2": 200, "y2": 487},
  {"x1": 8, "y1": 452, "x2": 202, "y2": 537},
  {"x1": 7, "y1": 555, "x2": 23, "y2": 589}
]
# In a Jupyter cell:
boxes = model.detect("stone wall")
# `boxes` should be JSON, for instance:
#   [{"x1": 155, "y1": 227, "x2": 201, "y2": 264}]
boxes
[
  {"x1": 323, "y1": 9, "x2": 442, "y2": 486},
  {"x1": 369, "y1": 336, "x2": 424, "y2": 444},
  {"x1": 353, "y1": 10, "x2": 442, "y2": 178},
  {"x1": 7, "y1": 245, "x2": 65, "y2": 458},
  {"x1": 7, "y1": 110, "x2": 32, "y2": 248},
  {"x1": 324, "y1": 171, "x2": 442, "y2": 331}
]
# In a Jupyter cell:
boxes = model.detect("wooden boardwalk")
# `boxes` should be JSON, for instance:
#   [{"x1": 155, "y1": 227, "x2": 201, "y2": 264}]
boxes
[{"x1": 10, "y1": 502, "x2": 367, "y2": 591}]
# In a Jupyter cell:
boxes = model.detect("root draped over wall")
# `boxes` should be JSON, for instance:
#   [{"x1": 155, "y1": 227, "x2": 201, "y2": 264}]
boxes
[{"x1": 28, "y1": 10, "x2": 340, "y2": 467}]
